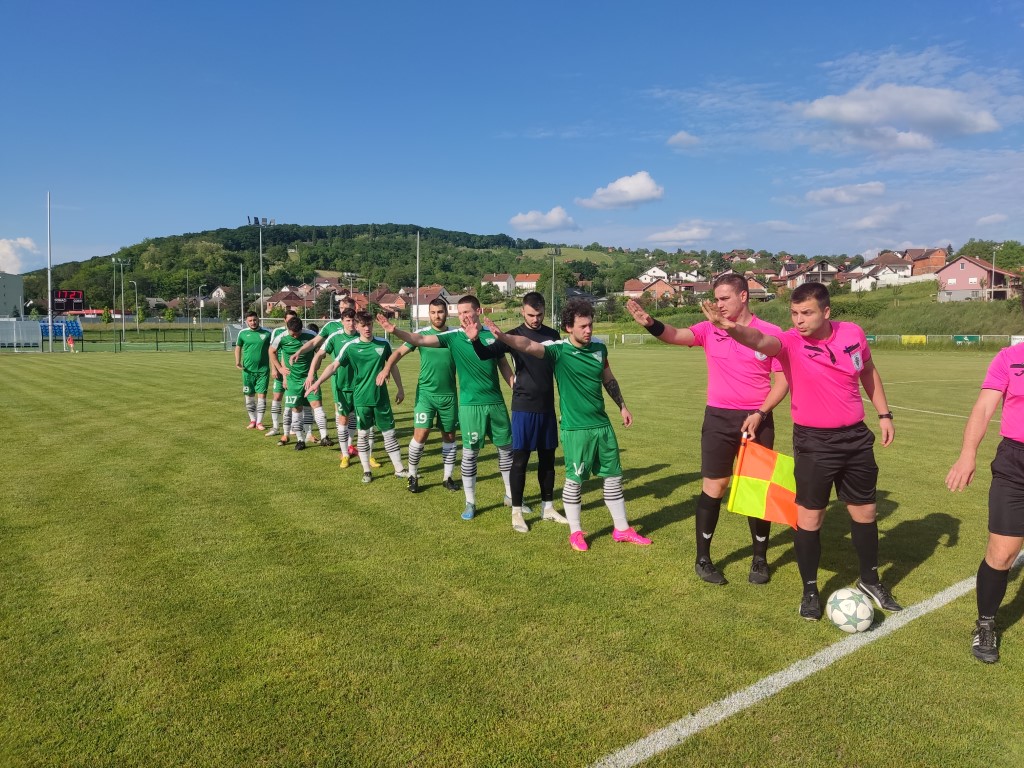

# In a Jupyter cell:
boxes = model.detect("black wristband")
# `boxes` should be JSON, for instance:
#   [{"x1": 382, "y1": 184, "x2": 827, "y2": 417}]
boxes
[
  {"x1": 646, "y1": 319, "x2": 666, "y2": 337},
  {"x1": 755, "y1": 409, "x2": 768, "y2": 419},
  {"x1": 878, "y1": 412, "x2": 894, "y2": 420}
]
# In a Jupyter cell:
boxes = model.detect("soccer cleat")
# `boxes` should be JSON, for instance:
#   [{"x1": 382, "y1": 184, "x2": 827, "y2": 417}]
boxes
[
  {"x1": 394, "y1": 469, "x2": 409, "y2": 479},
  {"x1": 277, "y1": 437, "x2": 289, "y2": 447},
  {"x1": 613, "y1": 527, "x2": 652, "y2": 546},
  {"x1": 407, "y1": 475, "x2": 420, "y2": 493},
  {"x1": 511, "y1": 510, "x2": 528, "y2": 533},
  {"x1": 442, "y1": 477, "x2": 462, "y2": 492},
  {"x1": 748, "y1": 557, "x2": 770, "y2": 585},
  {"x1": 503, "y1": 496, "x2": 532, "y2": 515},
  {"x1": 247, "y1": 421, "x2": 257, "y2": 429},
  {"x1": 265, "y1": 428, "x2": 280, "y2": 437},
  {"x1": 318, "y1": 436, "x2": 334, "y2": 447},
  {"x1": 695, "y1": 558, "x2": 727, "y2": 585},
  {"x1": 972, "y1": 619, "x2": 999, "y2": 663},
  {"x1": 856, "y1": 580, "x2": 903, "y2": 612},
  {"x1": 799, "y1": 592, "x2": 823, "y2": 621},
  {"x1": 368, "y1": 457, "x2": 382, "y2": 469},
  {"x1": 461, "y1": 503, "x2": 476, "y2": 521},
  {"x1": 541, "y1": 507, "x2": 569, "y2": 524},
  {"x1": 295, "y1": 441, "x2": 306, "y2": 452},
  {"x1": 339, "y1": 455, "x2": 351, "y2": 469},
  {"x1": 255, "y1": 423, "x2": 266, "y2": 431},
  {"x1": 362, "y1": 472, "x2": 373, "y2": 484},
  {"x1": 347, "y1": 445, "x2": 358, "y2": 457},
  {"x1": 569, "y1": 531, "x2": 589, "y2": 552}
]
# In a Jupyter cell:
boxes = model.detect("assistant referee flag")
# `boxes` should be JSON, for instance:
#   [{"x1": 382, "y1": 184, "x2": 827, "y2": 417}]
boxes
[{"x1": 726, "y1": 437, "x2": 798, "y2": 528}]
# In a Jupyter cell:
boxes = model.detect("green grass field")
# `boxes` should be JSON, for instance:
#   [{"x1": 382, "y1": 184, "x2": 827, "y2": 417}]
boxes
[{"x1": 2, "y1": 346, "x2": 1023, "y2": 767}]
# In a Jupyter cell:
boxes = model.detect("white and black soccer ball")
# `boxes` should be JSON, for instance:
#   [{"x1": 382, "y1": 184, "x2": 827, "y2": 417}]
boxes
[{"x1": 826, "y1": 588, "x2": 874, "y2": 634}]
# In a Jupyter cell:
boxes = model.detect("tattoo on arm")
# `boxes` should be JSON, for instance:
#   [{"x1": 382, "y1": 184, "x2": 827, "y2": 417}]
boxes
[{"x1": 603, "y1": 376, "x2": 625, "y2": 408}]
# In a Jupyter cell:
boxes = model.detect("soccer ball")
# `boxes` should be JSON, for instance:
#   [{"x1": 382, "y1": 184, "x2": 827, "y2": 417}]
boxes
[{"x1": 826, "y1": 588, "x2": 874, "y2": 634}]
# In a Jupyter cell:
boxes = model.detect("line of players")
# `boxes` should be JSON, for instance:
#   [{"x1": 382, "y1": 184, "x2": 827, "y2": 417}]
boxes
[
  {"x1": 238, "y1": 279, "x2": 1024, "y2": 661},
  {"x1": 236, "y1": 292, "x2": 651, "y2": 550}
]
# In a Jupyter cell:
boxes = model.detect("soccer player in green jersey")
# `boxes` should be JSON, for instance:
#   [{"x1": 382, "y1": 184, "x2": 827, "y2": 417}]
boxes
[
  {"x1": 478, "y1": 299, "x2": 651, "y2": 551},
  {"x1": 377, "y1": 297, "x2": 461, "y2": 493},
  {"x1": 377, "y1": 296, "x2": 516, "y2": 521},
  {"x1": 270, "y1": 315, "x2": 330, "y2": 450},
  {"x1": 266, "y1": 309, "x2": 299, "y2": 437},
  {"x1": 234, "y1": 311, "x2": 272, "y2": 430},
  {"x1": 308, "y1": 312, "x2": 407, "y2": 482}
]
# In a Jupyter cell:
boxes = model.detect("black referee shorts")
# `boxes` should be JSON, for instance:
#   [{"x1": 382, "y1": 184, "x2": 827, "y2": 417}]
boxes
[
  {"x1": 701, "y1": 405, "x2": 776, "y2": 479},
  {"x1": 989, "y1": 437, "x2": 1024, "y2": 537},
  {"x1": 792, "y1": 421, "x2": 877, "y2": 510}
]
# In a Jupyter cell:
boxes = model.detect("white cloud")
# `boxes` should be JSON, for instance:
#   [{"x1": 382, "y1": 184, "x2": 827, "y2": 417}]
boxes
[
  {"x1": 0, "y1": 238, "x2": 39, "y2": 274},
  {"x1": 851, "y1": 204, "x2": 904, "y2": 231},
  {"x1": 801, "y1": 84, "x2": 999, "y2": 140},
  {"x1": 806, "y1": 181, "x2": 886, "y2": 205},
  {"x1": 646, "y1": 221, "x2": 712, "y2": 245},
  {"x1": 576, "y1": 171, "x2": 664, "y2": 210},
  {"x1": 667, "y1": 130, "x2": 699, "y2": 149},
  {"x1": 761, "y1": 220, "x2": 803, "y2": 233},
  {"x1": 977, "y1": 213, "x2": 1008, "y2": 225},
  {"x1": 508, "y1": 206, "x2": 578, "y2": 233}
]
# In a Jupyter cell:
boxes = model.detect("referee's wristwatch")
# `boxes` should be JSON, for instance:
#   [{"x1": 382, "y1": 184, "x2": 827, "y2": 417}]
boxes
[{"x1": 878, "y1": 412, "x2": 894, "y2": 420}]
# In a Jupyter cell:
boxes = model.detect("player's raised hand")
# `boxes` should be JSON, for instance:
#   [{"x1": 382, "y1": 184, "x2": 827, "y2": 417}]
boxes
[
  {"x1": 461, "y1": 314, "x2": 480, "y2": 340},
  {"x1": 376, "y1": 313, "x2": 395, "y2": 333},
  {"x1": 480, "y1": 316, "x2": 502, "y2": 337},
  {"x1": 625, "y1": 299, "x2": 653, "y2": 327},
  {"x1": 700, "y1": 299, "x2": 735, "y2": 330}
]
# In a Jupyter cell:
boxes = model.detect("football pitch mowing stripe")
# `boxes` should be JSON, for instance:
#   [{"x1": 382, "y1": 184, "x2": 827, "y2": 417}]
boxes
[{"x1": 2, "y1": 346, "x2": 1022, "y2": 767}]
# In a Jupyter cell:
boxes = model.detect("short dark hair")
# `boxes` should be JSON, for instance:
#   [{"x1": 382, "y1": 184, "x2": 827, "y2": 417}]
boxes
[
  {"x1": 561, "y1": 298, "x2": 593, "y2": 331},
  {"x1": 307, "y1": 323, "x2": 319, "y2": 333},
  {"x1": 791, "y1": 281, "x2": 830, "y2": 309},
  {"x1": 284, "y1": 309, "x2": 298, "y2": 320},
  {"x1": 354, "y1": 311, "x2": 373, "y2": 327},
  {"x1": 286, "y1": 315, "x2": 303, "y2": 332},
  {"x1": 340, "y1": 308, "x2": 356, "y2": 320},
  {"x1": 522, "y1": 291, "x2": 545, "y2": 311},
  {"x1": 458, "y1": 295, "x2": 481, "y2": 311},
  {"x1": 429, "y1": 297, "x2": 448, "y2": 309},
  {"x1": 712, "y1": 273, "x2": 749, "y2": 299},
  {"x1": 245, "y1": 310, "x2": 258, "y2": 320},
  {"x1": 339, "y1": 296, "x2": 355, "y2": 309}
]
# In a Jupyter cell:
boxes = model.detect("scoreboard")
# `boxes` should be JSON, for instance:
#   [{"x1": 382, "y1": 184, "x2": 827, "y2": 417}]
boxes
[{"x1": 52, "y1": 289, "x2": 85, "y2": 312}]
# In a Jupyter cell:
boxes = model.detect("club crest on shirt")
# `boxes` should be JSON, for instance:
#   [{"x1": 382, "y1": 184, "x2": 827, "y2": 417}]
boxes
[
  {"x1": 754, "y1": 351, "x2": 767, "y2": 361},
  {"x1": 851, "y1": 351, "x2": 863, "y2": 371},
  {"x1": 591, "y1": 351, "x2": 602, "y2": 362}
]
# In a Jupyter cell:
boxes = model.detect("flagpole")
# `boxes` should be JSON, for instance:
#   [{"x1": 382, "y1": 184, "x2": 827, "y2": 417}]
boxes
[{"x1": 727, "y1": 434, "x2": 749, "y2": 511}]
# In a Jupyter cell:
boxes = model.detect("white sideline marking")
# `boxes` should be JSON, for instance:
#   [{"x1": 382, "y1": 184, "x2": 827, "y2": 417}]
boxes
[
  {"x1": 591, "y1": 555, "x2": 1024, "y2": 768},
  {"x1": 860, "y1": 398, "x2": 997, "y2": 422}
]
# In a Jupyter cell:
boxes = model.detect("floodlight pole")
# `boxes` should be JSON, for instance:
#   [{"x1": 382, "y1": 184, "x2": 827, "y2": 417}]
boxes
[
  {"x1": 129, "y1": 280, "x2": 139, "y2": 333},
  {"x1": 992, "y1": 245, "x2": 999, "y2": 302},
  {"x1": 249, "y1": 216, "x2": 274, "y2": 322},
  {"x1": 112, "y1": 257, "x2": 128, "y2": 342},
  {"x1": 46, "y1": 192, "x2": 52, "y2": 352}
]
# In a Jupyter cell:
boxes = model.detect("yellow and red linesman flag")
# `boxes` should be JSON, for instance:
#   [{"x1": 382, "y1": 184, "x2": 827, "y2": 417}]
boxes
[{"x1": 726, "y1": 436, "x2": 798, "y2": 529}]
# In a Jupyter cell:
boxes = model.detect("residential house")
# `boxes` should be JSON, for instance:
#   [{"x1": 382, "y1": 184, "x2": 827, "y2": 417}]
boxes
[
  {"x1": 936, "y1": 256, "x2": 1021, "y2": 302},
  {"x1": 868, "y1": 252, "x2": 913, "y2": 278},
  {"x1": 670, "y1": 269, "x2": 702, "y2": 283},
  {"x1": 785, "y1": 260, "x2": 840, "y2": 288},
  {"x1": 405, "y1": 285, "x2": 457, "y2": 322},
  {"x1": 903, "y1": 247, "x2": 948, "y2": 275},
  {"x1": 514, "y1": 273, "x2": 541, "y2": 293},
  {"x1": 639, "y1": 266, "x2": 669, "y2": 284},
  {"x1": 481, "y1": 274, "x2": 514, "y2": 295},
  {"x1": 623, "y1": 278, "x2": 675, "y2": 301}
]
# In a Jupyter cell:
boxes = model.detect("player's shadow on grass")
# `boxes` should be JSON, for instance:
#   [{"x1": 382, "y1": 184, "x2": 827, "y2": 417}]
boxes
[
  {"x1": 584, "y1": 464, "x2": 698, "y2": 541},
  {"x1": 996, "y1": 567, "x2": 1024, "y2": 633}
]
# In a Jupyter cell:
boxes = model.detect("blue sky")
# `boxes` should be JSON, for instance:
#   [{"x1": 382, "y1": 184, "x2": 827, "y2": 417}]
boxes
[{"x1": 3, "y1": 1, "x2": 1023, "y2": 274}]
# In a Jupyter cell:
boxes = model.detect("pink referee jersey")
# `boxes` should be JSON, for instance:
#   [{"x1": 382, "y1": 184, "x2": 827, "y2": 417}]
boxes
[
  {"x1": 982, "y1": 343, "x2": 1024, "y2": 443},
  {"x1": 773, "y1": 321, "x2": 871, "y2": 428},
  {"x1": 690, "y1": 316, "x2": 784, "y2": 410}
]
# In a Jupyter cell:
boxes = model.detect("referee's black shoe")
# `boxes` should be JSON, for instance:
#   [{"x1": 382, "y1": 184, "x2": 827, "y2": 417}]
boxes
[
  {"x1": 695, "y1": 558, "x2": 727, "y2": 585},
  {"x1": 748, "y1": 557, "x2": 770, "y2": 585},
  {"x1": 856, "y1": 579, "x2": 903, "y2": 612},
  {"x1": 972, "y1": 619, "x2": 999, "y2": 663},
  {"x1": 799, "y1": 591, "x2": 822, "y2": 621}
]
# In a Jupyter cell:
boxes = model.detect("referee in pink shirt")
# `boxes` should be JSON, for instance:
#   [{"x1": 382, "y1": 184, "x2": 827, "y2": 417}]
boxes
[
  {"x1": 627, "y1": 274, "x2": 789, "y2": 585},
  {"x1": 947, "y1": 328, "x2": 1024, "y2": 663},
  {"x1": 702, "y1": 281, "x2": 900, "y2": 621}
]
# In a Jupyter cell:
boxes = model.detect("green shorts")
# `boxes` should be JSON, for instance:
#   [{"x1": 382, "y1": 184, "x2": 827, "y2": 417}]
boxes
[
  {"x1": 561, "y1": 425, "x2": 622, "y2": 483},
  {"x1": 273, "y1": 376, "x2": 284, "y2": 395},
  {"x1": 413, "y1": 393, "x2": 458, "y2": 433},
  {"x1": 242, "y1": 369, "x2": 269, "y2": 396},
  {"x1": 333, "y1": 383, "x2": 354, "y2": 416},
  {"x1": 285, "y1": 377, "x2": 321, "y2": 409},
  {"x1": 355, "y1": 400, "x2": 395, "y2": 432},
  {"x1": 459, "y1": 403, "x2": 512, "y2": 451}
]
